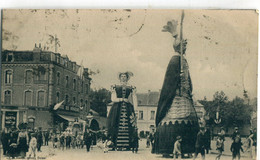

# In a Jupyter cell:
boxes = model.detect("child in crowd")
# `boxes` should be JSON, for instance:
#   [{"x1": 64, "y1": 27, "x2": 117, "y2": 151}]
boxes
[
  {"x1": 215, "y1": 135, "x2": 224, "y2": 160},
  {"x1": 173, "y1": 136, "x2": 182, "y2": 160},
  {"x1": 230, "y1": 136, "x2": 244, "y2": 160},
  {"x1": 28, "y1": 133, "x2": 37, "y2": 159},
  {"x1": 103, "y1": 139, "x2": 110, "y2": 153}
]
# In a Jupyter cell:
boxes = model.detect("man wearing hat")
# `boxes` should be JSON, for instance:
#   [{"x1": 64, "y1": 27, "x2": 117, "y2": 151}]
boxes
[
  {"x1": 193, "y1": 127, "x2": 206, "y2": 160},
  {"x1": 232, "y1": 127, "x2": 240, "y2": 141}
]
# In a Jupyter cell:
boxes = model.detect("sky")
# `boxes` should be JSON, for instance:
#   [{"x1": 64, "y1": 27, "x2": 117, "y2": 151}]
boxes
[{"x1": 2, "y1": 9, "x2": 258, "y2": 100}]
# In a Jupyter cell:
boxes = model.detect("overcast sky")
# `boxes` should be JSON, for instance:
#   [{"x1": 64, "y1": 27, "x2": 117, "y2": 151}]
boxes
[{"x1": 2, "y1": 9, "x2": 258, "y2": 100}]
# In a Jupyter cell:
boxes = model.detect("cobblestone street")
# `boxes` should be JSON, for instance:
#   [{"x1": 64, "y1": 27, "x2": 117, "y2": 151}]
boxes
[{"x1": 1, "y1": 137, "x2": 256, "y2": 160}]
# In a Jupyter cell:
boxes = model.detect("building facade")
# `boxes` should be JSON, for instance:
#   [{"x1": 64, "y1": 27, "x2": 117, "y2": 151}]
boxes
[{"x1": 1, "y1": 44, "x2": 91, "y2": 131}]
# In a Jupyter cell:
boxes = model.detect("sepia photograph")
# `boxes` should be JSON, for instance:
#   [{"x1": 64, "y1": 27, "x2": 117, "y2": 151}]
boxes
[{"x1": 0, "y1": 9, "x2": 258, "y2": 160}]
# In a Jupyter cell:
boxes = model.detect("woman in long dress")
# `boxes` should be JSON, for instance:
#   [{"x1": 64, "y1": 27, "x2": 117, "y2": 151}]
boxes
[
  {"x1": 154, "y1": 20, "x2": 199, "y2": 156},
  {"x1": 17, "y1": 128, "x2": 29, "y2": 158},
  {"x1": 107, "y1": 71, "x2": 138, "y2": 150}
]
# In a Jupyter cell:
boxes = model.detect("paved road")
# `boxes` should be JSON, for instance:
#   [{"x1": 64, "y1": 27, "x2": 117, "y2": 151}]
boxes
[{"x1": 0, "y1": 137, "x2": 256, "y2": 160}]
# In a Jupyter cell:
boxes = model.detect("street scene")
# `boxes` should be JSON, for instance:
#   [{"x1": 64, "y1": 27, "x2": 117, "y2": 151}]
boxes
[{"x1": 0, "y1": 9, "x2": 258, "y2": 160}]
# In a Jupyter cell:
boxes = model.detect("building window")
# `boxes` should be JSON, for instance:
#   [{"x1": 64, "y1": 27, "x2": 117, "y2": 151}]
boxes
[
  {"x1": 25, "y1": 70, "x2": 33, "y2": 84},
  {"x1": 37, "y1": 91, "x2": 45, "y2": 107},
  {"x1": 80, "y1": 99, "x2": 83, "y2": 107},
  {"x1": 56, "y1": 92, "x2": 60, "y2": 102},
  {"x1": 65, "y1": 76, "x2": 69, "y2": 88},
  {"x1": 150, "y1": 111, "x2": 155, "y2": 120},
  {"x1": 6, "y1": 53, "x2": 14, "y2": 62},
  {"x1": 85, "y1": 100, "x2": 88, "y2": 107},
  {"x1": 64, "y1": 59, "x2": 68, "y2": 67},
  {"x1": 4, "y1": 90, "x2": 12, "y2": 105},
  {"x1": 25, "y1": 91, "x2": 32, "y2": 106},
  {"x1": 65, "y1": 95, "x2": 69, "y2": 104},
  {"x1": 73, "y1": 97, "x2": 76, "y2": 105},
  {"x1": 57, "y1": 72, "x2": 60, "y2": 85},
  {"x1": 5, "y1": 70, "x2": 13, "y2": 84},
  {"x1": 86, "y1": 84, "x2": 89, "y2": 94},
  {"x1": 81, "y1": 81, "x2": 84, "y2": 93},
  {"x1": 73, "y1": 79, "x2": 76, "y2": 91},
  {"x1": 139, "y1": 111, "x2": 143, "y2": 120},
  {"x1": 39, "y1": 72, "x2": 46, "y2": 81}
]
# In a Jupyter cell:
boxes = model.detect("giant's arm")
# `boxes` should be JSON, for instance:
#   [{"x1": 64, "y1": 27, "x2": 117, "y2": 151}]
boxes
[
  {"x1": 111, "y1": 85, "x2": 117, "y2": 102},
  {"x1": 132, "y1": 87, "x2": 138, "y2": 109}
]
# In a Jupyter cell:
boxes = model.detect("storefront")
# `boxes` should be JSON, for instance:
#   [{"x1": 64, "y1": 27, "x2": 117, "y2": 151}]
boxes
[{"x1": 1, "y1": 110, "x2": 19, "y2": 129}]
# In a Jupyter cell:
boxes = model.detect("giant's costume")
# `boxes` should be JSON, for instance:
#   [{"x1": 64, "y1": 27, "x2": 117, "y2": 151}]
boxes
[
  {"x1": 154, "y1": 19, "x2": 199, "y2": 155},
  {"x1": 107, "y1": 84, "x2": 137, "y2": 149}
]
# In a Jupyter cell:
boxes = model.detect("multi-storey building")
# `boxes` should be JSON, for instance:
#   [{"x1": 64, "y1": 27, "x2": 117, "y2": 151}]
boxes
[{"x1": 1, "y1": 44, "x2": 91, "y2": 131}]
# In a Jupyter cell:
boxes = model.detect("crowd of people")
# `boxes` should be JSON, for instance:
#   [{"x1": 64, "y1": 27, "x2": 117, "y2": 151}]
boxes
[
  {"x1": 0, "y1": 125, "x2": 105, "y2": 159},
  {"x1": 167, "y1": 126, "x2": 257, "y2": 160},
  {"x1": 0, "y1": 126, "x2": 47, "y2": 159}
]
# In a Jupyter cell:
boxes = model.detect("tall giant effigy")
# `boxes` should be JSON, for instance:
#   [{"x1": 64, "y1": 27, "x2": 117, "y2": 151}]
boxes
[{"x1": 154, "y1": 13, "x2": 199, "y2": 156}]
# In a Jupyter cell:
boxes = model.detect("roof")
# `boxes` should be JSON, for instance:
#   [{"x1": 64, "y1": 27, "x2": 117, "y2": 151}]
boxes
[{"x1": 137, "y1": 91, "x2": 160, "y2": 106}]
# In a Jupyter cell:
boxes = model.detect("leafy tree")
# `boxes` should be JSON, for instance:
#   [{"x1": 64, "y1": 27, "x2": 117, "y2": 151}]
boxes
[
  {"x1": 89, "y1": 88, "x2": 111, "y2": 117},
  {"x1": 199, "y1": 91, "x2": 253, "y2": 128}
]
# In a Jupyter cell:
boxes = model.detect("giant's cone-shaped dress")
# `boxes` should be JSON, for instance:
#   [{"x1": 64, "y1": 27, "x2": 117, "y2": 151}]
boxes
[{"x1": 154, "y1": 55, "x2": 199, "y2": 154}]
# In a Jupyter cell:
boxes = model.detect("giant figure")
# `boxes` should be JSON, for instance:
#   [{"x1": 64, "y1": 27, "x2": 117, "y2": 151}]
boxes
[
  {"x1": 107, "y1": 72, "x2": 138, "y2": 150},
  {"x1": 154, "y1": 17, "x2": 199, "y2": 156}
]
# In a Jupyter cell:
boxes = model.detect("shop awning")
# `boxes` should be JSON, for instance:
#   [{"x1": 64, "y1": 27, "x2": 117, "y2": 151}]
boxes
[{"x1": 57, "y1": 114, "x2": 85, "y2": 123}]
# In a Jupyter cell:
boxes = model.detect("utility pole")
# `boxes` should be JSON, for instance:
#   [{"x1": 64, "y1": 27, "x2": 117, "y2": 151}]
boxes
[{"x1": 179, "y1": 10, "x2": 185, "y2": 96}]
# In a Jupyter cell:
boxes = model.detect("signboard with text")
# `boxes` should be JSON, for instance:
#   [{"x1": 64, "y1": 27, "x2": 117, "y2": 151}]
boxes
[{"x1": 5, "y1": 112, "x2": 17, "y2": 129}]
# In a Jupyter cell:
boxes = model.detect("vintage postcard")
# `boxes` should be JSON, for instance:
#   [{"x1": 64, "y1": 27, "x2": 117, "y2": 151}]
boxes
[{"x1": 0, "y1": 9, "x2": 258, "y2": 160}]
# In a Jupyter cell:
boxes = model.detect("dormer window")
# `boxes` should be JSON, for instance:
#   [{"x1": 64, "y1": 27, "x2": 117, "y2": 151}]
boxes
[{"x1": 6, "y1": 53, "x2": 14, "y2": 62}]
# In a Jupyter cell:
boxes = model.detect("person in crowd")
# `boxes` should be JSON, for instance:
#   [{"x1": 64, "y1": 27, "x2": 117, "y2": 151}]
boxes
[
  {"x1": 44, "y1": 130, "x2": 50, "y2": 146},
  {"x1": 146, "y1": 134, "x2": 151, "y2": 148},
  {"x1": 193, "y1": 127, "x2": 206, "y2": 160},
  {"x1": 8, "y1": 129, "x2": 19, "y2": 159},
  {"x1": 1, "y1": 128, "x2": 9, "y2": 156},
  {"x1": 215, "y1": 135, "x2": 224, "y2": 160},
  {"x1": 36, "y1": 127, "x2": 43, "y2": 152},
  {"x1": 204, "y1": 126, "x2": 211, "y2": 154},
  {"x1": 230, "y1": 136, "x2": 244, "y2": 160},
  {"x1": 173, "y1": 136, "x2": 182, "y2": 160},
  {"x1": 60, "y1": 133, "x2": 65, "y2": 151},
  {"x1": 131, "y1": 129, "x2": 139, "y2": 153},
  {"x1": 103, "y1": 137, "x2": 111, "y2": 153},
  {"x1": 232, "y1": 127, "x2": 240, "y2": 141},
  {"x1": 245, "y1": 130, "x2": 254, "y2": 159},
  {"x1": 252, "y1": 128, "x2": 257, "y2": 159},
  {"x1": 52, "y1": 133, "x2": 58, "y2": 148},
  {"x1": 17, "y1": 127, "x2": 29, "y2": 158},
  {"x1": 150, "y1": 132, "x2": 155, "y2": 153},
  {"x1": 65, "y1": 132, "x2": 71, "y2": 149},
  {"x1": 84, "y1": 129, "x2": 92, "y2": 152},
  {"x1": 76, "y1": 134, "x2": 82, "y2": 149},
  {"x1": 219, "y1": 127, "x2": 226, "y2": 141},
  {"x1": 71, "y1": 135, "x2": 76, "y2": 149},
  {"x1": 27, "y1": 133, "x2": 37, "y2": 159}
]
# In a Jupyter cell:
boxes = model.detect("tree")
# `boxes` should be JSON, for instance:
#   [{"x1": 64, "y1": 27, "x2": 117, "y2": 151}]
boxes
[
  {"x1": 199, "y1": 91, "x2": 253, "y2": 128},
  {"x1": 89, "y1": 88, "x2": 111, "y2": 117}
]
